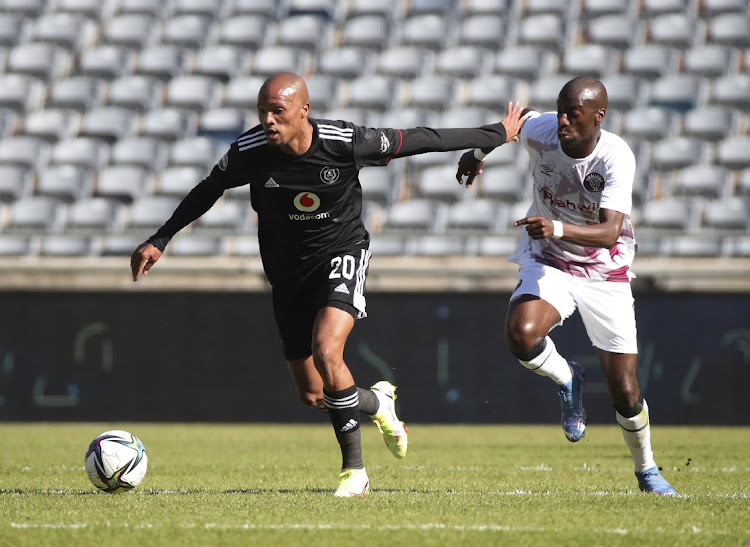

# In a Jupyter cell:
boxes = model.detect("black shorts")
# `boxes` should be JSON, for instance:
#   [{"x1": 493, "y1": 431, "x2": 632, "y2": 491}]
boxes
[{"x1": 272, "y1": 247, "x2": 371, "y2": 361}]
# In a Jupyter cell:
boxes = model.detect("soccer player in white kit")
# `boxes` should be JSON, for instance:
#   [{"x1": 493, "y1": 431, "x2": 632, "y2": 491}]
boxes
[{"x1": 456, "y1": 76, "x2": 678, "y2": 495}]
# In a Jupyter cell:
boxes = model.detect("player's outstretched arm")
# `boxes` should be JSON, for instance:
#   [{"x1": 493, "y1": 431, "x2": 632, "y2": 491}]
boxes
[{"x1": 130, "y1": 243, "x2": 162, "y2": 282}]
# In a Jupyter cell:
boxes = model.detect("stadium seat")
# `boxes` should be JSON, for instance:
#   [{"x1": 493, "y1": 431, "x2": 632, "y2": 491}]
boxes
[
  {"x1": 0, "y1": 74, "x2": 46, "y2": 114},
  {"x1": 561, "y1": 44, "x2": 617, "y2": 78},
  {"x1": 600, "y1": 74, "x2": 641, "y2": 111},
  {"x1": 0, "y1": 165, "x2": 32, "y2": 203},
  {"x1": 445, "y1": 199, "x2": 504, "y2": 232},
  {"x1": 494, "y1": 45, "x2": 554, "y2": 80},
  {"x1": 96, "y1": 165, "x2": 152, "y2": 203},
  {"x1": 683, "y1": 106, "x2": 736, "y2": 142},
  {"x1": 647, "y1": 75, "x2": 702, "y2": 112},
  {"x1": 716, "y1": 136, "x2": 750, "y2": 169},
  {"x1": 703, "y1": 198, "x2": 749, "y2": 231},
  {"x1": 406, "y1": 0, "x2": 456, "y2": 16},
  {"x1": 640, "y1": 0, "x2": 690, "y2": 15},
  {"x1": 341, "y1": 15, "x2": 391, "y2": 50},
  {"x1": 0, "y1": 136, "x2": 50, "y2": 170},
  {"x1": 475, "y1": 234, "x2": 519, "y2": 255},
  {"x1": 345, "y1": 76, "x2": 396, "y2": 112},
  {"x1": 457, "y1": 15, "x2": 505, "y2": 49},
  {"x1": 412, "y1": 234, "x2": 466, "y2": 256},
  {"x1": 22, "y1": 108, "x2": 81, "y2": 142},
  {"x1": 165, "y1": 75, "x2": 220, "y2": 111},
  {"x1": 50, "y1": 137, "x2": 108, "y2": 170},
  {"x1": 400, "y1": 14, "x2": 450, "y2": 50},
  {"x1": 168, "y1": 236, "x2": 224, "y2": 256},
  {"x1": 171, "y1": 0, "x2": 226, "y2": 19},
  {"x1": 367, "y1": 234, "x2": 408, "y2": 256},
  {"x1": 318, "y1": 48, "x2": 369, "y2": 79},
  {"x1": 78, "y1": 106, "x2": 138, "y2": 143},
  {"x1": 126, "y1": 196, "x2": 182, "y2": 233},
  {"x1": 79, "y1": 46, "x2": 135, "y2": 80},
  {"x1": 359, "y1": 167, "x2": 399, "y2": 206},
  {"x1": 582, "y1": 0, "x2": 631, "y2": 17},
  {"x1": 461, "y1": 0, "x2": 509, "y2": 16},
  {"x1": 682, "y1": 45, "x2": 733, "y2": 77},
  {"x1": 529, "y1": 75, "x2": 577, "y2": 110},
  {"x1": 647, "y1": 14, "x2": 700, "y2": 48},
  {"x1": 317, "y1": 107, "x2": 369, "y2": 127},
  {"x1": 464, "y1": 75, "x2": 516, "y2": 110},
  {"x1": 99, "y1": 235, "x2": 144, "y2": 256},
  {"x1": 275, "y1": 14, "x2": 333, "y2": 52},
  {"x1": 700, "y1": 0, "x2": 750, "y2": 16},
  {"x1": 435, "y1": 46, "x2": 488, "y2": 79},
  {"x1": 639, "y1": 198, "x2": 695, "y2": 230},
  {"x1": 198, "y1": 108, "x2": 244, "y2": 149},
  {"x1": 7, "y1": 42, "x2": 73, "y2": 81},
  {"x1": 518, "y1": 14, "x2": 567, "y2": 52},
  {"x1": 216, "y1": 15, "x2": 267, "y2": 50},
  {"x1": 586, "y1": 15, "x2": 639, "y2": 49},
  {"x1": 384, "y1": 199, "x2": 445, "y2": 232},
  {"x1": 156, "y1": 166, "x2": 204, "y2": 197},
  {"x1": 738, "y1": 169, "x2": 750, "y2": 197},
  {"x1": 66, "y1": 197, "x2": 124, "y2": 234},
  {"x1": 54, "y1": 0, "x2": 109, "y2": 19},
  {"x1": 437, "y1": 107, "x2": 496, "y2": 129},
  {"x1": 140, "y1": 107, "x2": 199, "y2": 142},
  {"x1": 29, "y1": 12, "x2": 96, "y2": 52},
  {"x1": 376, "y1": 47, "x2": 431, "y2": 80},
  {"x1": 231, "y1": 235, "x2": 262, "y2": 256},
  {"x1": 117, "y1": 0, "x2": 168, "y2": 17},
  {"x1": 40, "y1": 235, "x2": 93, "y2": 256},
  {"x1": 223, "y1": 76, "x2": 266, "y2": 110},
  {"x1": 476, "y1": 166, "x2": 527, "y2": 203},
  {"x1": 168, "y1": 134, "x2": 214, "y2": 170},
  {"x1": 413, "y1": 164, "x2": 471, "y2": 203},
  {"x1": 623, "y1": 45, "x2": 676, "y2": 79},
  {"x1": 252, "y1": 46, "x2": 310, "y2": 77},
  {"x1": 304, "y1": 75, "x2": 338, "y2": 112},
  {"x1": 651, "y1": 137, "x2": 704, "y2": 171},
  {"x1": 159, "y1": 15, "x2": 211, "y2": 49},
  {"x1": 107, "y1": 75, "x2": 164, "y2": 112},
  {"x1": 663, "y1": 235, "x2": 724, "y2": 257},
  {"x1": 1, "y1": 0, "x2": 46, "y2": 18},
  {"x1": 35, "y1": 164, "x2": 93, "y2": 202},
  {"x1": 103, "y1": 14, "x2": 156, "y2": 49},
  {"x1": 110, "y1": 136, "x2": 169, "y2": 170},
  {"x1": 192, "y1": 45, "x2": 250, "y2": 82},
  {"x1": 194, "y1": 199, "x2": 249, "y2": 233},
  {"x1": 405, "y1": 76, "x2": 456, "y2": 111},
  {"x1": 710, "y1": 75, "x2": 750, "y2": 109},
  {"x1": 671, "y1": 165, "x2": 730, "y2": 198},
  {"x1": 48, "y1": 76, "x2": 106, "y2": 112},
  {"x1": 729, "y1": 235, "x2": 750, "y2": 257},
  {"x1": 707, "y1": 14, "x2": 750, "y2": 47},
  {"x1": 135, "y1": 45, "x2": 190, "y2": 80},
  {"x1": 7, "y1": 196, "x2": 65, "y2": 233},
  {"x1": 0, "y1": 13, "x2": 28, "y2": 48},
  {"x1": 0, "y1": 236, "x2": 33, "y2": 256},
  {"x1": 523, "y1": 0, "x2": 573, "y2": 16}
]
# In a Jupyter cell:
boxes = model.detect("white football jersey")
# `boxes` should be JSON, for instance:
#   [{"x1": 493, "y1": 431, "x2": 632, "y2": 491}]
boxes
[{"x1": 508, "y1": 111, "x2": 637, "y2": 282}]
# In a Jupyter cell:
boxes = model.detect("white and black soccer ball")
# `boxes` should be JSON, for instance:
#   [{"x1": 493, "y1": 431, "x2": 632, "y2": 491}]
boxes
[{"x1": 84, "y1": 430, "x2": 148, "y2": 493}]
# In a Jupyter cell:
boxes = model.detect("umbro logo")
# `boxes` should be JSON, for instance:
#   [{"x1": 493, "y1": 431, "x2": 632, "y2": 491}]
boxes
[
  {"x1": 334, "y1": 283, "x2": 350, "y2": 295},
  {"x1": 340, "y1": 419, "x2": 358, "y2": 433},
  {"x1": 264, "y1": 177, "x2": 279, "y2": 188}
]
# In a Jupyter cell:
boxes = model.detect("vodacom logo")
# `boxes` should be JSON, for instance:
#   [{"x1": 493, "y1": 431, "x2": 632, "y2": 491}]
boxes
[{"x1": 294, "y1": 192, "x2": 320, "y2": 212}]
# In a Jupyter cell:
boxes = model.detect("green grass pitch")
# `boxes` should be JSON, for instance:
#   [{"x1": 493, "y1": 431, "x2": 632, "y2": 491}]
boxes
[{"x1": 2, "y1": 423, "x2": 749, "y2": 546}]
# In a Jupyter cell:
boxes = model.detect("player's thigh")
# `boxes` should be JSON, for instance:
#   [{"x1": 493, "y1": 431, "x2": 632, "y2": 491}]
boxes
[
  {"x1": 573, "y1": 280, "x2": 638, "y2": 354},
  {"x1": 510, "y1": 260, "x2": 577, "y2": 332},
  {"x1": 272, "y1": 282, "x2": 318, "y2": 361}
]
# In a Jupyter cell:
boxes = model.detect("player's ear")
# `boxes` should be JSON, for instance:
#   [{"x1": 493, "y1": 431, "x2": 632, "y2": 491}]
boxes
[
  {"x1": 596, "y1": 108, "x2": 605, "y2": 126},
  {"x1": 301, "y1": 102, "x2": 310, "y2": 118}
]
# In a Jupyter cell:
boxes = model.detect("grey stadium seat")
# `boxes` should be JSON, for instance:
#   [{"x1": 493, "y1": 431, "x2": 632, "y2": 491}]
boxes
[
  {"x1": 345, "y1": 76, "x2": 396, "y2": 112},
  {"x1": 194, "y1": 200, "x2": 250, "y2": 233},
  {"x1": 100, "y1": 236, "x2": 146, "y2": 257},
  {"x1": 703, "y1": 198, "x2": 749, "y2": 231},
  {"x1": 341, "y1": 15, "x2": 391, "y2": 50},
  {"x1": 587, "y1": 15, "x2": 639, "y2": 49},
  {"x1": 683, "y1": 106, "x2": 736, "y2": 141},
  {"x1": 96, "y1": 165, "x2": 152, "y2": 203},
  {"x1": 647, "y1": 14, "x2": 700, "y2": 48},
  {"x1": 400, "y1": 14, "x2": 450, "y2": 50},
  {"x1": 103, "y1": 15, "x2": 156, "y2": 49},
  {"x1": 78, "y1": 106, "x2": 137, "y2": 143},
  {"x1": 475, "y1": 234, "x2": 519, "y2": 256},
  {"x1": 165, "y1": 75, "x2": 220, "y2": 111},
  {"x1": 406, "y1": 0, "x2": 456, "y2": 16},
  {"x1": 518, "y1": 14, "x2": 567, "y2": 52},
  {"x1": 710, "y1": 75, "x2": 750, "y2": 109},
  {"x1": 275, "y1": 14, "x2": 333, "y2": 52},
  {"x1": 228, "y1": 0, "x2": 278, "y2": 18},
  {"x1": 169, "y1": 137, "x2": 217, "y2": 169},
  {"x1": 0, "y1": 136, "x2": 50, "y2": 170},
  {"x1": 640, "y1": 0, "x2": 690, "y2": 16},
  {"x1": 582, "y1": 0, "x2": 631, "y2": 16},
  {"x1": 35, "y1": 164, "x2": 93, "y2": 202},
  {"x1": 366, "y1": 235, "x2": 407, "y2": 256},
  {"x1": 435, "y1": 46, "x2": 488, "y2": 79},
  {"x1": 405, "y1": 76, "x2": 455, "y2": 111},
  {"x1": 346, "y1": 0, "x2": 401, "y2": 19},
  {"x1": 79, "y1": 46, "x2": 135, "y2": 80},
  {"x1": 437, "y1": 107, "x2": 495, "y2": 129},
  {"x1": 708, "y1": 14, "x2": 750, "y2": 47},
  {"x1": 1, "y1": 0, "x2": 46, "y2": 18},
  {"x1": 0, "y1": 236, "x2": 33, "y2": 256},
  {"x1": 464, "y1": 76, "x2": 515, "y2": 110},
  {"x1": 523, "y1": 0, "x2": 573, "y2": 16},
  {"x1": 384, "y1": 199, "x2": 445, "y2": 232},
  {"x1": 140, "y1": 108, "x2": 199, "y2": 142},
  {"x1": 40, "y1": 236, "x2": 93, "y2": 256},
  {"x1": 50, "y1": 137, "x2": 109, "y2": 171},
  {"x1": 0, "y1": 13, "x2": 28, "y2": 48},
  {"x1": 107, "y1": 75, "x2": 164, "y2": 112},
  {"x1": 671, "y1": 165, "x2": 730, "y2": 198},
  {"x1": 7, "y1": 42, "x2": 73, "y2": 81},
  {"x1": 412, "y1": 235, "x2": 466, "y2": 256},
  {"x1": 359, "y1": 167, "x2": 398, "y2": 207},
  {"x1": 638, "y1": 198, "x2": 695, "y2": 231},
  {"x1": 172, "y1": 0, "x2": 226, "y2": 18},
  {"x1": 252, "y1": 46, "x2": 310, "y2": 77},
  {"x1": 48, "y1": 76, "x2": 105, "y2": 112},
  {"x1": 318, "y1": 48, "x2": 369, "y2": 79},
  {"x1": 376, "y1": 47, "x2": 430, "y2": 80},
  {"x1": 156, "y1": 166, "x2": 204, "y2": 197},
  {"x1": 529, "y1": 75, "x2": 576, "y2": 110},
  {"x1": 662, "y1": 235, "x2": 724, "y2": 257},
  {"x1": 159, "y1": 15, "x2": 211, "y2": 49},
  {"x1": 305, "y1": 75, "x2": 338, "y2": 112},
  {"x1": 286, "y1": 0, "x2": 339, "y2": 19},
  {"x1": 561, "y1": 44, "x2": 618, "y2": 78},
  {"x1": 66, "y1": 198, "x2": 124, "y2": 234},
  {"x1": 700, "y1": 0, "x2": 750, "y2": 16},
  {"x1": 494, "y1": 45, "x2": 554, "y2": 80},
  {"x1": 476, "y1": 166, "x2": 527, "y2": 203},
  {"x1": 716, "y1": 136, "x2": 750, "y2": 169},
  {"x1": 29, "y1": 12, "x2": 96, "y2": 52},
  {"x1": 445, "y1": 199, "x2": 504, "y2": 232},
  {"x1": 458, "y1": 15, "x2": 505, "y2": 49},
  {"x1": 462, "y1": 0, "x2": 510, "y2": 16},
  {"x1": 231, "y1": 235, "x2": 261, "y2": 256},
  {"x1": 198, "y1": 107, "x2": 246, "y2": 149},
  {"x1": 372, "y1": 107, "x2": 431, "y2": 129},
  {"x1": 110, "y1": 136, "x2": 169, "y2": 170},
  {"x1": 168, "y1": 236, "x2": 224, "y2": 256},
  {"x1": 600, "y1": 74, "x2": 641, "y2": 110},
  {"x1": 135, "y1": 45, "x2": 189, "y2": 80},
  {"x1": 0, "y1": 165, "x2": 32, "y2": 202},
  {"x1": 216, "y1": 15, "x2": 268, "y2": 50},
  {"x1": 413, "y1": 164, "x2": 470, "y2": 203},
  {"x1": 622, "y1": 45, "x2": 675, "y2": 79},
  {"x1": 0, "y1": 74, "x2": 46, "y2": 114},
  {"x1": 651, "y1": 137, "x2": 703, "y2": 170},
  {"x1": 54, "y1": 0, "x2": 109, "y2": 19},
  {"x1": 223, "y1": 76, "x2": 266, "y2": 110},
  {"x1": 126, "y1": 196, "x2": 182, "y2": 232},
  {"x1": 647, "y1": 75, "x2": 701, "y2": 112},
  {"x1": 22, "y1": 108, "x2": 81, "y2": 142},
  {"x1": 192, "y1": 45, "x2": 250, "y2": 82},
  {"x1": 117, "y1": 0, "x2": 168, "y2": 17},
  {"x1": 683, "y1": 45, "x2": 733, "y2": 77},
  {"x1": 7, "y1": 197, "x2": 64, "y2": 233}
]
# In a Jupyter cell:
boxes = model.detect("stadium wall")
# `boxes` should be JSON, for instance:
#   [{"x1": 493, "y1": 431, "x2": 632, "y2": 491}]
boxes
[{"x1": 1, "y1": 264, "x2": 748, "y2": 425}]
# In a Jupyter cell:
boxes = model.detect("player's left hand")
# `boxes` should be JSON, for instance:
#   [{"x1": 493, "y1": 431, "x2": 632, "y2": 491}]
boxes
[
  {"x1": 514, "y1": 216, "x2": 555, "y2": 240},
  {"x1": 455, "y1": 151, "x2": 483, "y2": 187}
]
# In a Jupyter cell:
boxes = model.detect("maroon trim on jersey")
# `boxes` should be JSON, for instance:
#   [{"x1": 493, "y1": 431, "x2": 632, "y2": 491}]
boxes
[{"x1": 387, "y1": 129, "x2": 404, "y2": 165}]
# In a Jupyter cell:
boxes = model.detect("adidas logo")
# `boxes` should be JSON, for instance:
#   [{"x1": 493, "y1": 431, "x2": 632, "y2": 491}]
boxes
[
  {"x1": 340, "y1": 419, "x2": 358, "y2": 433},
  {"x1": 334, "y1": 283, "x2": 349, "y2": 294},
  {"x1": 264, "y1": 177, "x2": 279, "y2": 188}
]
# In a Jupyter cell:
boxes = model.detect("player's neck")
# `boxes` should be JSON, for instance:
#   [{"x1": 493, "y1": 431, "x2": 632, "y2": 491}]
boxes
[{"x1": 280, "y1": 121, "x2": 314, "y2": 156}]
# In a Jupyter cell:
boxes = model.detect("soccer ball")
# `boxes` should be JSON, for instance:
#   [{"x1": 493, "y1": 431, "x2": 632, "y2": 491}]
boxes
[{"x1": 84, "y1": 430, "x2": 148, "y2": 493}]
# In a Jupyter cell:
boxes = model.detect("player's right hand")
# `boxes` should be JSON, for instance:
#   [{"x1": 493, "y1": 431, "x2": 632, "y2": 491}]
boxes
[
  {"x1": 455, "y1": 151, "x2": 484, "y2": 187},
  {"x1": 130, "y1": 243, "x2": 162, "y2": 282}
]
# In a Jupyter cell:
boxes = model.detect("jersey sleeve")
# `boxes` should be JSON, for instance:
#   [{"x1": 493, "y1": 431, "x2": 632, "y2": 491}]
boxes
[
  {"x1": 208, "y1": 140, "x2": 248, "y2": 189},
  {"x1": 599, "y1": 137, "x2": 635, "y2": 216},
  {"x1": 350, "y1": 125, "x2": 405, "y2": 168}
]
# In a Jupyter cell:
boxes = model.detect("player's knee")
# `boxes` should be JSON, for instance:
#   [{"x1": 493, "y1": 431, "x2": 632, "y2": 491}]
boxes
[
  {"x1": 613, "y1": 392, "x2": 644, "y2": 418},
  {"x1": 299, "y1": 391, "x2": 325, "y2": 409},
  {"x1": 505, "y1": 320, "x2": 543, "y2": 356}
]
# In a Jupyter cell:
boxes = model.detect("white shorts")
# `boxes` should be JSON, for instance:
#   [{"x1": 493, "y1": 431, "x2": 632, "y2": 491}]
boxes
[{"x1": 511, "y1": 260, "x2": 638, "y2": 354}]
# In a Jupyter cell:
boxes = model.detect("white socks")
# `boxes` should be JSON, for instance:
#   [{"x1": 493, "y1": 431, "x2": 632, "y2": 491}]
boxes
[
  {"x1": 518, "y1": 336, "x2": 573, "y2": 385},
  {"x1": 616, "y1": 399, "x2": 656, "y2": 472}
]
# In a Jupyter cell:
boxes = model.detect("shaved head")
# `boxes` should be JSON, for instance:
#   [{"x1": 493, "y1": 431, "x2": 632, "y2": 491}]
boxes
[
  {"x1": 258, "y1": 72, "x2": 310, "y2": 106},
  {"x1": 555, "y1": 77, "x2": 609, "y2": 158},
  {"x1": 559, "y1": 76, "x2": 608, "y2": 111},
  {"x1": 257, "y1": 72, "x2": 312, "y2": 155}
]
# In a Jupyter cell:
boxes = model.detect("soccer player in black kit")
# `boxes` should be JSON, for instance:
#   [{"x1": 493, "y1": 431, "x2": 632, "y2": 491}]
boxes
[{"x1": 131, "y1": 72, "x2": 526, "y2": 496}]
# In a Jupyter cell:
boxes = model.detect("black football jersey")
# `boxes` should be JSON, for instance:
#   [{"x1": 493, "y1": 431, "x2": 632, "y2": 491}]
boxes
[{"x1": 209, "y1": 118, "x2": 404, "y2": 284}]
